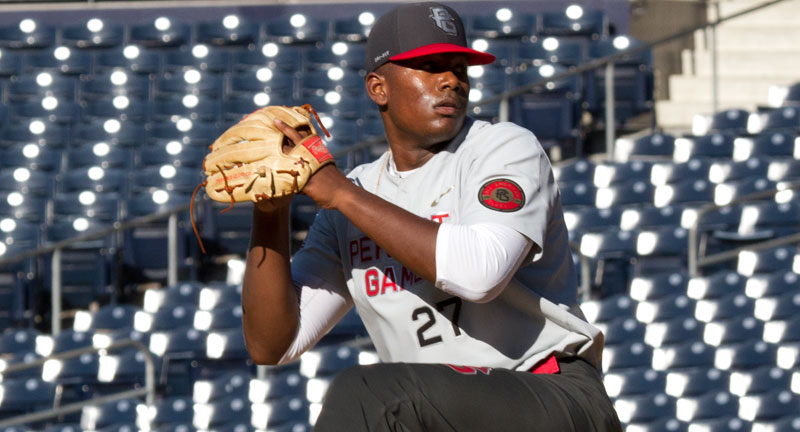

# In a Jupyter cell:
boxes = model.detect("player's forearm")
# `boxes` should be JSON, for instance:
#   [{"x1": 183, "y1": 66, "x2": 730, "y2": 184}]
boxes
[
  {"x1": 306, "y1": 167, "x2": 439, "y2": 282},
  {"x1": 241, "y1": 205, "x2": 299, "y2": 365}
]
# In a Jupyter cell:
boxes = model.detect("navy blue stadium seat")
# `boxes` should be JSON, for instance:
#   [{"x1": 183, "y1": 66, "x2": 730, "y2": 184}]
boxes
[
  {"x1": 250, "y1": 396, "x2": 310, "y2": 430},
  {"x1": 7, "y1": 72, "x2": 77, "y2": 102},
  {"x1": 0, "y1": 168, "x2": 55, "y2": 198},
  {"x1": 603, "y1": 341, "x2": 654, "y2": 372},
  {"x1": 0, "y1": 377, "x2": 56, "y2": 417},
  {"x1": 73, "y1": 118, "x2": 146, "y2": 148},
  {"x1": 636, "y1": 294, "x2": 695, "y2": 324},
  {"x1": 564, "y1": 206, "x2": 622, "y2": 234},
  {"x1": 163, "y1": 45, "x2": 231, "y2": 74},
  {"x1": 95, "y1": 46, "x2": 162, "y2": 75},
  {"x1": 613, "y1": 392, "x2": 676, "y2": 424},
  {"x1": 194, "y1": 304, "x2": 242, "y2": 331},
  {"x1": 53, "y1": 192, "x2": 120, "y2": 222},
  {"x1": 738, "y1": 245, "x2": 797, "y2": 276},
  {"x1": 80, "y1": 70, "x2": 151, "y2": 100},
  {"x1": 714, "y1": 340, "x2": 777, "y2": 371},
  {"x1": 227, "y1": 68, "x2": 295, "y2": 102},
  {"x1": 615, "y1": 132, "x2": 676, "y2": 161},
  {"x1": 61, "y1": 18, "x2": 124, "y2": 49},
  {"x1": 129, "y1": 17, "x2": 190, "y2": 49},
  {"x1": 299, "y1": 68, "x2": 364, "y2": 98},
  {"x1": 604, "y1": 367, "x2": 665, "y2": 398},
  {"x1": 138, "y1": 396, "x2": 194, "y2": 430},
  {"x1": 80, "y1": 399, "x2": 138, "y2": 430},
  {"x1": 685, "y1": 417, "x2": 752, "y2": 432},
  {"x1": 697, "y1": 108, "x2": 751, "y2": 135},
  {"x1": 654, "y1": 178, "x2": 714, "y2": 208},
  {"x1": 233, "y1": 43, "x2": 303, "y2": 72},
  {"x1": 619, "y1": 205, "x2": 684, "y2": 232},
  {"x1": 664, "y1": 367, "x2": 729, "y2": 397},
  {"x1": 82, "y1": 97, "x2": 148, "y2": 122},
  {"x1": 469, "y1": 65, "x2": 508, "y2": 93},
  {"x1": 754, "y1": 105, "x2": 800, "y2": 132},
  {"x1": 248, "y1": 370, "x2": 306, "y2": 404},
  {"x1": 155, "y1": 70, "x2": 225, "y2": 99},
  {"x1": 509, "y1": 63, "x2": 581, "y2": 144},
  {"x1": 193, "y1": 370, "x2": 251, "y2": 403},
  {"x1": 629, "y1": 270, "x2": 689, "y2": 302},
  {"x1": 708, "y1": 157, "x2": 770, "y2": 184},
  {"x1": 148, "y1": 119, "x2": 220, "y2": 148},
  {"x1": 729, "y1": 365, "x2": 793, "y2": 396},
  {"x1": 264, "y1": 14, "x2": 328, "y2": 44},
  {"x1": 645, "y1": 316, "x2": 704, "y2": 349},
  {"x1": 745, "y1": 269, "x2": 798, "y2": 298},
  {"x1": 65, "y1": 144, "x2": 134, "y2": 172},
  {"x1": 653, "y1": 340, "x2": 715, "y2": 371},
  {"x1": 139, "y1": 143, "x2": 205, "y2": 170},
  {"x1": 597, "y1": 180, "x2": 655, "y2": 209},
  {"x1": 151, "y1": 94, "x2": 222, "y2": 123},
  {"x1": 0, "y1": 19, "x2": 55, "y2": 49},
  {"x1": 222, "y1": 95, "x2": 268, "y2": 122},
  {"x1": 673, "y1": 133, "x2": 735, "y2": 162},
  {"x1": 332, "y1": 12, "x2": 375, "y2": 43},
  {"x1": 675, "y1": 390, "x2": 739, "y2": 423},
  {"x1": 703, "y1": 315, "x2": 763, "y2": 347},
  {"x1": 23, "y1": 47, "x2": 93, "y2": 75},
  {"x1": 754, "y1": 290, "x2": 800, "y2": 322},
  {"x1": 581, "y1": 295, "x2": 638, "y2": 325},
  {"x1": 539, "y1": 5, "x2": 606, "y2": 37},
  {"x1": 469, "y1": 9, "x2": 536, "y2": 39},
  {"x1": 554, "y1": 159, "x2": 595, "y2": 184},
  {"x1": 193, "y1": 395, "x2": 252, "y2": 430},
  {"x1": 0, "y1": 193, "x2": 47, "y2": 224},
  {"x1": 9, "y1": 99, "x2": 80, "y2": 124},
  {"x1": 74, "y1": 303, "x2": 140, "y2": 332},
  {"x1": 517, "y1": 37, "x2": 583, "y2": 68},
  {"x1": 733, "y1": 131, "x2": 796, "y2": 161},
  {"x1": 195, "y1": 15, "x2": 260, "y2": 47},
  {"x1": 599, "y1": 317, "x2": 646, "y2": 346},
  {"x1": 0, "y1": 48, "x2": 22, "y2": 76},
  {"x1": 303, "y1": 42, "x2": 366, "y2": 71},
  {"x1": 738, "y1": 389, "x2": 800, "y2": 422}
]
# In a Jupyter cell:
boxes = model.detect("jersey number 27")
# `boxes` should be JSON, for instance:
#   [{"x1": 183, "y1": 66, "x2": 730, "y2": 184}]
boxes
[{"x1": 412, "y1": 297, "x2": 462, "y2": 347}]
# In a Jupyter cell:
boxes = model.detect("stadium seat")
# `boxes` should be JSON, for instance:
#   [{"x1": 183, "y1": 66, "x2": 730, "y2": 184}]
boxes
[
  {"x1": 193, "y1": 395, "x2": 251, "y2": 430},
  {"x1": 753, "y1": 290, "x2": 800, "y2": 322},
  {"x1": 61, "y1": 18, "x2": 124, "y2": 49},
  {"x1": 0, "y1": 193, "x2": 48, "y2": 224},
  {"x1": 603, "y1": 341, "x2": 654, "y2": 372},
  {"x1": 52, "y1": 192, "x2": 120, "y2": 222},
  {"x1": 0, "y1": 377, "x2": 56, "y2": 417},
  {"x1": 581, "y1": 293, "x2": 637, "y2": 323},
  {"x1": 682, "y1": 417, "x2": 752, "y2": 432},
  {"x1": 695, "y1": 293, "x2": 755, "y2": 323},
  {"x1": 193, "y1": 370, "x2": 251, "y2": 403},
  {"x1": 750, "y1": 105, "x2": 800, "y2": 133},
  {"x1": 65, "y1": 144, "x2": 134, "y2": 172},
  {"x1": 0, "y1": 47, "x2": 22, "y2": 76},
  {"x1": 205, "y1": 327, "x2": 249, "y2": 361},
  {"x1": 332, "y1": 12, "x2": 374, "y2": 42},
  {"x1": 82, "y1": 97, "x2": 147, "y2": 123},
  {"x1": 250, "y1": 396, "x2": 310, "y2": 430},
  {"x1": 149, "y1": 326, "x2": 208, "y2": 358},
  {"x1": 0, "y1": 18, "x2": 55, "y2": 49},
  {"x1": 299, "y1": 68, "x2": 364, "y2": 98},
  {"x1": 708, "y1": 157, "x2": 770, "y2": 184},
  {"x1": 147, "y1": 119, "x2": 220, "y2": 148},
  {"x1": 767, "y1": 159, "x2": 800, "y2": 182},
  {"x1": 553, "y1": 158, "x2": 595, "y2": 184},
  {"x1": 0, "y1": 168, "x2": 55, "y2": 198},
  {"x1": 138, "y1": 143, "x2": 205, "y2": 170},
  {"x1": 686, "y1": 270, "x2": 746, "y2": 300},
  {"x1": 539, "y1": 4, "x2": 606, "y2": 37},
  {"x1": 135, "y1": 304, "x2": 197, "y2": 333},
  {"x1": 636, "y1": 294, "x2": 695, "y2": 324},
  {"x1": 264, "y1": 13, "x2": 328, "y2": 44},
  {"x1": 614, "y1": 132, "x2": 676, "y2": 161},
  {"x1": 0, "y1": 142, "x2": 60, "y2": 171},
  {"x1": 653, "y1": 178, "x2": 714, "y2": 208},
  {"x1": 233, "y1": 43, "x2": 303, "y2": 72},
  {"x1": 303, "y1": 42, "x2": 366, "y2": 71},
  {"x1": 227, "y1": 68, "x2": 296, "y2": 102},
  {"x1": 613, "y1": 392, "x2": 676, "y2": 424},
  {"x1": 693, "y1": 108, "x2": 751, "y2": 136},
  {"x1": 8, "y1": 99, "x2": 78, "y2": 125},
  {"x1": 129, "y1": 16, "x2": 191, "y2": 48},
  {"x1": 703, "y1": 316, "x2": 763, "y2": 347},
  {"x1": 653, "y1": 340, "x2": 715, "y2": 371},
  {"x1": 629, "y1": 270, "x2": 689, "y2": 302},
  {"x1": 729, "y1": 365, "x2": 793, "y2": 397},
  {"x1": 737, "y1": 245, "x2": 797, "y2": 276},
  {"x1": 745, "y1": 269, "x2": 798, "y2": 298},
  {"x1": 136, "y1": 396, "x2": 194, "y2": 430},
  {"x1": 564, "y1": 206, "x2": 622, "y2": 233},
  {"x1": 469, "y1": 8, "x2": 536, "y2": 39},
  {"x1": 675, "y1": 390, "x2": 739, "y2": 423},
  {"x1": 672, "y1": 133, "x2": 735, "y2": 163},
  {"x1": 664, "y1": 367, "x2": 729, "y2": 398},
  {"x1": 154, "y1": 69, "x2": 225, "y2": 99},
  {"x1": 80, "y1": 70, "x2": 151, "y2": 101},
  {"x1": 597, "y1": 180, "x2": 655, "y2": 209},
  {"x1": 644, "y1": 317, "x2": 704, "y2": 348},
  {"x1": 163, "y1": 44, "x2": 230, "y2": 73},
  {"x1": 509, "y1": 63, "x2": 581, "y2": 143},
  {"x1": 193, "y1": 304, "x2": 242, "y2": 331},
  {"x1": 6, "y1": 72, "x2": 77, "y2": 103},
  {"x1": 739, "y1": 389, "x2": 800, "y2": 422},
  {"x1": 80, "y1": 398, "x2": 139, "y2": 430},
  {"x1": 604, "y1": 367, "x2": 666, "y2": 398},
  {"x1": 73, "y1": 304, "x2": 141, "y2": 332},
  {"x1": 95, "y1": 46, "x2": 162, "y2": 75},
  {"x1": 196, "y1": 14, "x2": 260, "y2": 47},
  {"x1": 732, "y1": 131, "x2": 796, "y2": 161},
  {"x1": 714, "y1": 340, "x2": 778, "y2": 371},
  {"x1": 150, "y1": 94, "x2": 222, "y2": 123},
  {"x1": 517, "y1": 37, "x2": 583, "y2": 68},
  {"x1": 650, "y1": 159, "x2": 711, "y2": 186},
  {"x1": 23, "y1": 47, "x2": 93, "y2": 76},
  {"x1": 222, "y1": 95, "x2": 271, "y2": 122},
  {"x1": 73, "y1": 118, "x2": 146, "y2": 147},
  {"x1": 142, "y1": 282, "x2": 203, "y2": 313},
  {"x1": 597, "y1": 317, "x2": 646, "y2": 346}
]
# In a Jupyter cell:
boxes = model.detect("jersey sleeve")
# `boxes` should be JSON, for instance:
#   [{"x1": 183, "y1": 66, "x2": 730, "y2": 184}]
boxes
[
  {"x1": 458, "y1": 123, "x2": 557, "y2": 255},
  {"x1": 280, "y1": 208, "x2": 354, "y2": 363}
]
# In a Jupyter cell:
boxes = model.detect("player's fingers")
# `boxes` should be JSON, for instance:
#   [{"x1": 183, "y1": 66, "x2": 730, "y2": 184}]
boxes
[{"x1": 273, "y1": 118, "x2": 305, "y2": 146}]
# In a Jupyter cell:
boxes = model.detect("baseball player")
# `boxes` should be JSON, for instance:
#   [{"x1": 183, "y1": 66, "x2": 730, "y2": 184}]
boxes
[{"x1": 242, "y1": 2, "x2": 622, "y2": 430}]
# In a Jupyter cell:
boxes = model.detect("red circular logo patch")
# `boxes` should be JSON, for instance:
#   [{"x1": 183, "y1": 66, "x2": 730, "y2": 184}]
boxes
[{"x1": 478, "y1": 179, "x2": 525, "y2": 212}]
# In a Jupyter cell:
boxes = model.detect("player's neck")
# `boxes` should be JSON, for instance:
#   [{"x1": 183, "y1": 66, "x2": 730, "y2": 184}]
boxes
[{"x1": 387, "y1": 145, "x2": 441, "y2": 171}]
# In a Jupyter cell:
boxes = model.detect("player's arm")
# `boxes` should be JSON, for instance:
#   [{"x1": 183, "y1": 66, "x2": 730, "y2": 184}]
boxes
[{"x1": 241, "y1": 205, "x2": 299, "y2": 365}]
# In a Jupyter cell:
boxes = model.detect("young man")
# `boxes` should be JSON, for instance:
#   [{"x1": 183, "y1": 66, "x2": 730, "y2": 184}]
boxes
[{"x1": 242, "y1": 2, "x2": 622, "y2": 430}]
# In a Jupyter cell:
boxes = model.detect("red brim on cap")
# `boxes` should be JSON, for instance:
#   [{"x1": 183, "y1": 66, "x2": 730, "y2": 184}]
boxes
[{"x1": 389, "y1": 43, "x2": 496, "y2": 66}]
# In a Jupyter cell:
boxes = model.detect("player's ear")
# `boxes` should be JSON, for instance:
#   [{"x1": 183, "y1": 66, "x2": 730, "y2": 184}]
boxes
[{"x1": 365, "y1": 71, "x2": 388, "y2": 107}]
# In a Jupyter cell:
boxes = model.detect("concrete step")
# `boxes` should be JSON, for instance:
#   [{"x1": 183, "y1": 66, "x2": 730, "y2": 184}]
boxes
[
  {"x1": 655, "y1": 99, "x2": 760, "y2": 130},
  {"x1": 693, "y1": 26, "x2": 800, "y2": 51},
  {"x1": 668, "y1": 75, "x2": 798, "y2": 103},
  {"x1": 713, "y1": 0, "x2": 800, "y2": 26},
  {"x1": 685, "y1": 49, "x2": 800, "y2": 77}
]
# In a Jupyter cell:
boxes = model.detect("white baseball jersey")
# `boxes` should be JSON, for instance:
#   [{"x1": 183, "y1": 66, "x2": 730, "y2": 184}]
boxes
[{"x1": 290, "y1": 118, "x2": 604, "y2": 371}]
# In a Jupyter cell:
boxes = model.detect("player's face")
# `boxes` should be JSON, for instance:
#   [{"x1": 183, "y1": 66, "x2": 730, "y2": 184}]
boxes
[{"x1": 382, "y1": 53, "x2": 470, "y2": 147}]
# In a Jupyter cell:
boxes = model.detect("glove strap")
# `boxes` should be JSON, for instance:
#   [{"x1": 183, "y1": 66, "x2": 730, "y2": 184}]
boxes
[{"x1": 300, "y1": 136, "x2": 333, "y2": 164}]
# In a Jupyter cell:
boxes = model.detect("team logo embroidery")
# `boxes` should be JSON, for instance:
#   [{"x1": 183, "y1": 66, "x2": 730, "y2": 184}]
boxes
[
  {"x1": 478, "y1": 179, "x2": 525, "y2": 212},
  {"x1": 429, "y1": 7, "x2": 458, "y2": 35},
  {"x1": 302, "y1": 136, "x2": 332, "y2": 163}
]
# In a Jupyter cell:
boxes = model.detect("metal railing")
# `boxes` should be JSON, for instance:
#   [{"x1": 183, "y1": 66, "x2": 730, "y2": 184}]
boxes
[
  {"x1": 0, "y1": 338, "x2": 155, "y2": 428},
  {"x1": 688, "y1": 182, "x2": 800, "y2": 277}
]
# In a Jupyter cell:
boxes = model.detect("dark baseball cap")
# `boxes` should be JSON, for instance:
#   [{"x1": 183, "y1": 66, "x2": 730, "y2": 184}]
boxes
[{"x1": 365, "y1": 2, "x2": 495, "y2": 73}]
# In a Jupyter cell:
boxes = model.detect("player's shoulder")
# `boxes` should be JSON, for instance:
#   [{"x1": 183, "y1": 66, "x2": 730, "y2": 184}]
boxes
[
  {"x1": 344, "y1": 153, "x2": 385, "y2": 184},
  {"x1": 461, "y1": 119, "x2": 544, "y2": 155}
]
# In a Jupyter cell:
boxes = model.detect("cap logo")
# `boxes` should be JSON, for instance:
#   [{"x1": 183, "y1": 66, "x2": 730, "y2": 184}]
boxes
[{"x1": 429, "y1": 7, "x2": 457, "y2": 35}]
